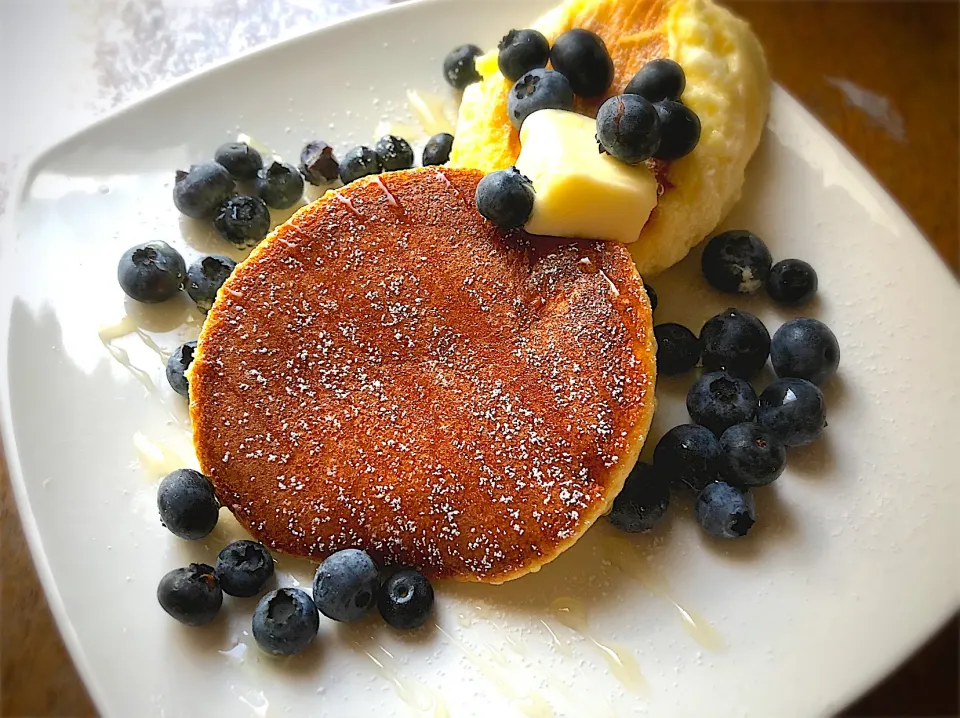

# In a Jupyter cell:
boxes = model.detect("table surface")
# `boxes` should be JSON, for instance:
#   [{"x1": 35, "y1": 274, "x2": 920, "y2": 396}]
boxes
[{"x1": 0, "y1": 1, "x2": 957, "y2": 716}]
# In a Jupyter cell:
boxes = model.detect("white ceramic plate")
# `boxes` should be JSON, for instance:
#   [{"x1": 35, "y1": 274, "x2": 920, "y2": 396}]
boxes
[{"x1": 2, "y1": 1, "x2": 958, "y2": 716}]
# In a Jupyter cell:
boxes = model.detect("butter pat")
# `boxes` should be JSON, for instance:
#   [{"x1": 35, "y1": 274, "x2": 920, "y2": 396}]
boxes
[{"x1": 515, "y1": 110, "x2": 658, "y2": 244}]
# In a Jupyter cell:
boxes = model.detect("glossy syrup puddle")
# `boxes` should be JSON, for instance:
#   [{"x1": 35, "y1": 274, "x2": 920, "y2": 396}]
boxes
[
  {"x1": 549, "y1": 597, "x2": 647, "y2": 695},
  {"x1": 601, "y1": 535, "x2": 724, "y2": 652}
]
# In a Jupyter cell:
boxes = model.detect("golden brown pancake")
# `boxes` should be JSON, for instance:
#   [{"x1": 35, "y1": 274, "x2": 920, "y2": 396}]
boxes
[{"x1": 190, "y1": 168, "x2": 656, "y2": 583}]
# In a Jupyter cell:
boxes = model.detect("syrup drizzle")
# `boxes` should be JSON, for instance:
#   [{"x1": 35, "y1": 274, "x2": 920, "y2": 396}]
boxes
[
  {"x1": 601, "y1": 535, "x2": 724, "y2": 651},
  {"x1": 434, "y1": 624, "x2": 554, "y2": 718},
  {"x1": 348, "y1": 631, "x2": 448, "y2": 718},
  {"x1": 550, "y1": 597, "x2": 647, "y2": 694},
  {"x1": 98, "y1": 317, "x2": 160, "y2": 394}
]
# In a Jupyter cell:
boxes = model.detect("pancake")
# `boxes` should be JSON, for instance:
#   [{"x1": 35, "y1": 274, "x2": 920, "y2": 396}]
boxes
[
  {"x1": 449, "y1": 0, "x2": 771, "y2": 277},
  {"x1": 190, "y1": 168, "x2": 657, "y2": 583}
]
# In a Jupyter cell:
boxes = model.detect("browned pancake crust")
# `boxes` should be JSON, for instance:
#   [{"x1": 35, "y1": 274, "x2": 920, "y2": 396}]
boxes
[{"x1": 190, "y1": 168, "x2": 656, "y2": 583}]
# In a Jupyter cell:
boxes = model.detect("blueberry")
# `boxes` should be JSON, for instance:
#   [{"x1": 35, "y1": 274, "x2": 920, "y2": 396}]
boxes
[
  {"x1": 375, "y1": 135, "x2": 415, "y2": 172},
  {"x1": 654, "y1": 323, "x2": 700, "y2": 376},
  {"x1": 156, "y1": 468, "x2": 219, "y2": 540},
  {"x1": 117, "y1": 241, "x2": 186, "y2": 304},
  {"x1": 686, "y1": 371, "x2": 758, "y2": 437},
  {"x1": 173, "y1": 162, "x2": 235, "y2": 219},
  {"x1": 378, "y1": 569, "x2": 435, "y2": 630},
  {"x1": 186, "y1": 255, "x2": 236, "y2": 312},
  {"x1": 255, "y1": 161, "x2": 304, "y2": 209},
  {"x1": 771, "y1": 318, "x2": 840, "y2": 386},
  {"x1": 625, "y1": 58, "x2": 686, "y2": 103},
  {"x1": 498, "y1": 29, "x2": 551, "y2": 82},
  {"x1": 701, "y1": 230, "x2": 773, "y2": 294},
  {"x1": 700, "y1": 308, "x2": 771, "y2": 379},
  {"x1": 214, "y1": 142, "x2": 263, "y2": 181},
  {"x1": 695, "y1": 481, "x2": 756, "y2": 539},
  {"x1": 653, "y1": 100, "x2": 701, "y2": 161},
  {"x1": 166, "y1": 341, "x2": 197, "y2": 398},
  {"x1": 157, "y1": 563, "x2": 222, "y2": 626},
  {"x1": 758, "y1": 378, "x2": 827, "y2": 447},
  {"x1": 644, "y1": 282, "x2": 658, "y2": 312},
  {"x1": 300, "y1": 140, "x2": 340, "y2": 185},
  {"x1": 216, "y1": 540, "x2": 275, "y2": 598},
  {"x1": 339, "y1": 146, "x2": 382, "y2": 185},
  {"x1": 507, "y1": 69, "x2": 575, "y2": 130},
  {"x1": 653, "y1": 424, "x2": 721, "y2": 492},
  {"x1": 252, "y1": 588, "x2": 319, "y2": 656},
  {"x1": 719, "y1": 422, "x2": 787, "y2": 488},
  {"x1": 214, "y1": 195, "x2": 271, "y2": 248},
  {"x1": 596, "y1": 95, "x2": 661, "y2": 164},
  {"x1": 443, "y1": 44, "x2": 483, "y2": 90},
  {"x1": 475, "y1": 167, "x2": 534, "y2": 229},
  {"x1": 767, "y1": 258, "x2": 819, "y2": 306},
  {"x1": 312, "y1": 549, "x2": 379, "y2": 622},
  {"x1": 422, "y1": 133, "x2": 455, "y2": 166},
  {"x1": 550, "y1": 28, "x2": 614, "y2": 98},
  {"x1": 608, "y1": 462, "x2": 670, "y2": 533}
]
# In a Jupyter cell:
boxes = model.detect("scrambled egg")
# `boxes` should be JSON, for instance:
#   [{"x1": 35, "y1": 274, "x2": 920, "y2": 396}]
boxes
[{"x1": 449, "y1": 0, "x2": 770, "y2": 276}]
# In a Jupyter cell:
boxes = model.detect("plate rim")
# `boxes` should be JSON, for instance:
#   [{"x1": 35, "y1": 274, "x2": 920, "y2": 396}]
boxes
[{"x1": 1, "y1": 1, "x2": 957, "y2": 714}]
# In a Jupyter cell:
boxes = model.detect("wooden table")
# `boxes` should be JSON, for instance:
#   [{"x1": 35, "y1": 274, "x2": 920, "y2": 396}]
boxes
[{"x1": 1, "y1": 2, "x2": 957, "y2": 715}]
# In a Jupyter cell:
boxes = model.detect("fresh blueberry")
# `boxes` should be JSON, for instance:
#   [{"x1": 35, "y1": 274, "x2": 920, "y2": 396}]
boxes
[
  {"x1": 719, "y1": 422, "x2": 787, "y2": 488},
  {"x1": 375, "y1": 135, "x2": 415, "y2": 172},
  {"x1": 339, "y1": 146, "x2": 382, "y2": 185},
  {"x1": 252, "y1": 588, "x2": 319, "y2": 656},
  {"x1": 443, "y1": 44, "x2": 483, "y2": 90},
  {"x1": 173, "y1": 162, "x2": 235, "y2": 219},
  {"x1": 312, "y1": 549, "x2": 379, "y2": 622},
  {"x1": 498, "y1": 29, "x2": 551, "y2": 82},
  {"x1": 644, "y1": 282, "x2": 658, "y2": 312},
  {"x1": 255, "y1": 161, "x2": 304, "y2": 209},
  {"x1": 695, "y1": 481, "x2": 756, "y2": 539},
  {"x1": 166, "y1": 341, "x2": 197, "y2": 398},
  {"x1": 300, "y1": 140, "x2": 340, "y2": 185},
  {"x1": 186, "y1": 255, "x2": 236, "y2": 312},
  {"x1": 157, "y1": 563, "x2": 222, "y2": 626},
  {"x1": 654, "y1": 323, "x2": 700, "y2": 376},
  {"x1": 214, "y1": 195, "x2": 271, "y2": 248},
  {"x1": 771, "y1": 318, "x2": 840, "y2": 386},
  {"x1": 378, "y1": 569, "x2": 435, "y2": 630},
  {"x1": 767, "y1": 258, "x2": 819, "y2": 306},
  {"x1": 653, "y1": 100, "x2": 701, "y2": 161},
  {"x1": 686, "y1": 370, "x2": 758, "y2": 437},
  {"x1": 653, "y1": 424, "x2": 721, "y2": 492},
  {"x1": 422, "y1": 133, "x2": 455, "y2": 166},
  {"x1": 216, "y1": 540, "x2": 275, "y2": 598},
  {"x1": 608, "y1": 462, "x2": 670, "y2": 533},
  {"x1": 507, "y1": 69, "x2": 575, "y2": 130},
  {"x1": 475, "y1": 167, "x2": 535, "y2": 229},
  {"x1": 758, "y1": 377, "x2": 827, "y2": 447},
  {"x1": 596, "y1": 95, "x2": 662, "y2": 164},
  {"x1": 550, "y1": 28, "x2": 614, "y2": 98},
  {"x1": 214, "y1": 142, "x2": 263, "y2": 181},
  {"x1": 156, "y1": 468, "x2": 219, "y2": 540},
  {"x1": 117, "y1": 241, "x2": 186, "y2": 304},
  {"x1": 625, "y1": 58, "x2": 686, "y2": 103},
  {"x1": 701, "y1": 230, "x2": 772, "y2": 294},
  {"x1": 700, "y1": 308, "x2": 771, "y2": 379}
]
